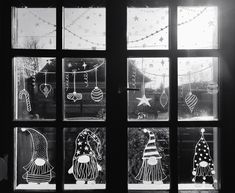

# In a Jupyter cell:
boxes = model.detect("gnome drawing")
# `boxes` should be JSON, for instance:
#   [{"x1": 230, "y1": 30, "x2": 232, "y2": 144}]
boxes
[
  {"x1": 21, "y1": 128, "x2": 55, "y2": 184},
  {"x1": 192, "y1": 128, "x2": 216, "y2": 184},
  {"x1": 68, "y1": 128, "x2": 102, "y2": 184},
  {"x1": 135, "y1": 128, "x2": 166, "y2": 184}
]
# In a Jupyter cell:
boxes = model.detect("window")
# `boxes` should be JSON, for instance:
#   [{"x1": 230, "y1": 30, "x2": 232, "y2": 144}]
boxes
[{"x1": 2, "y1": 0, "x2": 235, "y2": 192}]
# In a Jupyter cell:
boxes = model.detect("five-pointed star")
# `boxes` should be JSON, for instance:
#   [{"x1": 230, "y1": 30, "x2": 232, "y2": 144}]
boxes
[{"x1": 136, "y1": 94, "x2": 152, "y2": 107}]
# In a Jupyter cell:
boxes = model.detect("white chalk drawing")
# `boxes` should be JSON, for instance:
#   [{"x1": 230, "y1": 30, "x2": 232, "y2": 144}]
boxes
[
  {"x1": 68, "y1": 129, "x2": 102, "y2": 184},
  {"x1": 21, "y1": 128, "x2": 55, "y2": 184},
  {"x1": 67, "y1": 70, "x2": 83, "y2": 102},
  {"x1": 159, "y1": 74, "x2": 168, "y2": 108},
  {"x1": 135, "y1": 129, "x2": 166, "y2": 183},
  {"x1": 39, "y1": 71, "x2": 53, "y2": 98},
  {"x1": 136, "y1": 58, "x2": 152, "y2": 107},
  {"x1": 91, "y1": 67, "x2": 103, "y2": 103},
  {"x1": 185, "y1": 72, "x2": 198, "y2": 113},
  {"x1": 192, "y1": 128, "x2": 216, "y2": 184},
  {"x1": 18, "y1": 67, "x2": 32, "y2": 112}
]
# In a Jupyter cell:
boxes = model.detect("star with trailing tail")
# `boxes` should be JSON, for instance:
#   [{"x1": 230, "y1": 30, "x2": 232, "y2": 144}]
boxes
[{"x1": 136, "y1": 94, "x2": 152, "y2": 107}]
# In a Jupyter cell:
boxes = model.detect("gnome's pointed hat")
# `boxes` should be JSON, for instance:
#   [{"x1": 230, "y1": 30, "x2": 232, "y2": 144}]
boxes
[
  {"x1": 74, "y1": 128, "x2": 102, "y2": 160},
  {"x1": 142, "y1": 129, "x2": 161, "y2": 159}
]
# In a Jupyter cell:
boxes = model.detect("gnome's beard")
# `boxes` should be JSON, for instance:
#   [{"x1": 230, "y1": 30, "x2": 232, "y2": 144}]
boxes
[
  {"x1": 194, "y1": 164, "x2": 213, "y2": 177},
  {"x1": 135, "y1": 158, "x2": 166, "y2": 182},
  {"x1": 22, "y1": 158, "x2": 54, "y2": 184},
  {"x1": 72, "y1": 155, "x2": 99, "y2": 181}
]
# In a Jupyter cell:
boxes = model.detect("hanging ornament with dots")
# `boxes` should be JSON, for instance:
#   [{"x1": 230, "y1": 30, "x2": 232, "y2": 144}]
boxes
[
  {"x1": 39, "y1": 71, "x2": 52, "y2": 98},
  {"x1": 67, "y1": 70, "x2": 83, "y2": 102},
  {"x1": 185, "y1": 72, "x2": 198, "y2": 113},
  {"x1": 160, "y1": 73, "x2": 168, "y2": 108},
  {"x1": 192, "y1": 128, "x2": 216, "y2": 184},
  {"x1": 18, "y1": 66, "x2": 31, "y2": 112},
  {"x1": 91, "y1": 67, "x2": 103, "y2": 102}
]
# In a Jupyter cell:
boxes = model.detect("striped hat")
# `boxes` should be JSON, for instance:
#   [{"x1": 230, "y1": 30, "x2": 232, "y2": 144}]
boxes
[{"x1": 142, "y1": 129, "x2": 162, "y2": 159}]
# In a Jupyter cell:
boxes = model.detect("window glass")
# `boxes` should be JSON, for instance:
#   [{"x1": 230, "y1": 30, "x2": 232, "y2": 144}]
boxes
[
  {"x1": 14, "y1": 57, "x2": 56, "y2": 120},
  {"x1": 64, "y1": 127, "x2": 106, "y2": 190},
  {"x1": 12, "y1": 8, "x2": 56, "y2": 49},
  {"x1": 178, "y1": 127, "x2": 220, "y2": 190},
  {"x1": 178, "y1": 7, "x2": 218, "y2": 49},
  {"x1": 128, "y1": 128, "x2": 170, "y2": 190},
  {"x1": 128, "y1": 58, "x2": 169, "y2": 121},
  {"x1": 127, "y1": 8, "x2": 169, "y2": 50},
  {"x1": 14, "y1": 127, "x2": 56, "y2": 190},
  {"x1": 178, "y1": 57, "x2": 219, "y2": 121},
  {"x1": 63, "y1": 8, "x2": 106, "y2": 50},
  {"x1": 63, "y1": 58, "x2": 106, "y2": 121}
]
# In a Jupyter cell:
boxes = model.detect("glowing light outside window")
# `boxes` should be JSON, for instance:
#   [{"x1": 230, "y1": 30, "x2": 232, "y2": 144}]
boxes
[{"x1": 178, "y1": 7, "x2": 218, "y2": 49}]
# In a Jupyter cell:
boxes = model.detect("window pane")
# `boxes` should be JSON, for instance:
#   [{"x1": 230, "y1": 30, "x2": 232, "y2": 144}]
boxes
[
  {"x1": 127, "y1": 8, "x2": 169, "y2": 50},
  {"x1": 14, "y1": 57, "x2": 56, "y2": 120},
  {"x1": 178, "y1": 57, "x2": 218, "y2": 121},
  {"x1": 12, "y1": 8, "x2": 56, "y2": 49},
  {"x1": 63, "y1": 58, "x2": 106, "y2": 121},
  {"x1": 178, "y1": 6, "x2": 218, "y2": 49},
  {"x1": 64, "y1": 127, "x2": 106, "y2": 190},
  {"x1": 128, "y1": 58, "x2": 169, "y2": 121},
  {"x1": 178, "y1": 127, "x2": 220, "y2": 190},
  {"x1": 63, "y1": 8, "x2": 106, "y2": 50},
  {"x1": 14, "y1": 127, "x2": 56, "y2": 190},
  {"x1": 128, "y1": 128, "x2": 170, "y2": 190}
]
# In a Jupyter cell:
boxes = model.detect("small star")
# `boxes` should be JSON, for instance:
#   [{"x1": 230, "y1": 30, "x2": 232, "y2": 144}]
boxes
[
  {"x1": 136, "y1": 94, "x2": 152, "y2": 107},
  {"x1": 67, "y1": 63, "x2": 72, "y2": 68},
  {"x1": 134, "y1": 16, "x2": 139, "y2": 21},
  {"x1": 76, "y1": 150, "x2": 80, "y2": 154},
  {"x1": 78, "y1": 142, "x2": 82, "y2": 145},
  {"x1": 85, "y1": 146, "x2": 89, "y2": 150},
  {"x1": 159, "y1": 37, "x2": 164, "y2": 42}
]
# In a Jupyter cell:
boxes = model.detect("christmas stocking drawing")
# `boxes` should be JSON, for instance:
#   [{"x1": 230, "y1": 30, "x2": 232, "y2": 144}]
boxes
[
  {"x1": 68, "y1": 129, "x2": 102, "y2": 185},
  {"x1": 135, "y1": 129, "x2": 166, "y2": 184},
  {"x1": 192, "y1": 128, "x2": 216, "y2": 184},
  {"x1": 21, "y1": 128, "x2": 55, "y2": 184}
]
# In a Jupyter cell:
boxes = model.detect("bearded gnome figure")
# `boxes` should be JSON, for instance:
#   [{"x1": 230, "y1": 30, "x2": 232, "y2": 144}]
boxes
[
  {"x1": 21, "y1": 128, "x2": 55, "y2": 184},
  {"x1": 135, "y1": 128, "x2": 166, "y2": 184},
  {"x1": 192, "y1": 128, "x2": 216, "y2": 184},
  {"x1": 68, "y1": 129, "x2": 102, "y2": 184}
]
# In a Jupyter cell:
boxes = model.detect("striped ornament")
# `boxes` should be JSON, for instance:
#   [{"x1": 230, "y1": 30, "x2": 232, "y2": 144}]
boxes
[
  {"x1": 91, "y1": 86, "x2": 103, "y2": 102},
  {"x1": 185, "y1": 92, "x2": 198, "y2": 113}
]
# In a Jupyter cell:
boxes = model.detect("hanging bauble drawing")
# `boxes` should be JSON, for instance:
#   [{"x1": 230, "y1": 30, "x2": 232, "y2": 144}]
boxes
[
  {"x1": 185, "y1": 72, "x2": 198, "y2": 113},
  {"x1": 68, "y1": 129, "x2": 102, "y2": 184},
  {"x1": 135, "y1": 129, "x2": 166, "y2": 183},
  {"x1": 91, "y1": 67, "x2": 103, "y2": 103},
  {"x1": 192, "y1": 128, "x2": 216, "y2": 184},
  {"x1": 39, "y1": 71, "x2": 52, "y2": 98},
  {"x1": 207, "y1": 82, "x2": 218, "y2": 95},
  {"x1": 185, "y1": 91, "x2": 198, "y2": 113},
  {"x1": 21, "y1": 128, "x2": 55, "y2": 184},
  {"x1": 67, "y1": 70, "x2": 83, "y2": 102},
  {"x1": 159, "y1": 74, "x2": 168, "y2": 108}
]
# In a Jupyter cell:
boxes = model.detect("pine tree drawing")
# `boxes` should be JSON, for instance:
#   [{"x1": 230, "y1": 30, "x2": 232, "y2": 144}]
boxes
[{"x1": 192, "y1": 128, "x2": 216, "y2": 184}]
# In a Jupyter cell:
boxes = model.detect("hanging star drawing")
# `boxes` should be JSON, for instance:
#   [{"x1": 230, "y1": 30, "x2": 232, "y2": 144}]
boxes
[
  {"x1": 82, "y1": 62, "x2": 87, "y2": 69},
  {"x1": 136, "y1": 94, "x2": 152, "y2": 107}
]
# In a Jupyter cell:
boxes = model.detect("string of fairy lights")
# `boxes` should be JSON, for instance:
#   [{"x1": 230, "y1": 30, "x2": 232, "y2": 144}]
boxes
[{"x1": 14, "y1": 0, "x2": 209, "y2": 47}]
